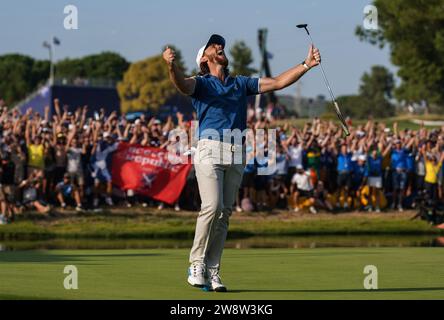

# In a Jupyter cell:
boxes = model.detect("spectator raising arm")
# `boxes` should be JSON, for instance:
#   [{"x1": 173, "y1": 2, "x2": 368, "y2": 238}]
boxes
[
  {"x1": 54, "y1": 98, "x2": 62, "y2": 122},
  {"x1": 382, "y1": 142, "x2": 393, "y2": 158}
]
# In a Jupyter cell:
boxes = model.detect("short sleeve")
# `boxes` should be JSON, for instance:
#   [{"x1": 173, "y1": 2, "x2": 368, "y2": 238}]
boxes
[
  {"x1": 244, "y1": 77, "x2": 260, "y2": 96},
  {"x1": 190, "y1": 76, "x2": 203, "y2": 98}
]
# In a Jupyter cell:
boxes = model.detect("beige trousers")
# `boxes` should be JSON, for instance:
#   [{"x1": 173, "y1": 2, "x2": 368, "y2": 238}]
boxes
[{"x1": 189, "y1": 139, "x2": 245, "y2": 270}]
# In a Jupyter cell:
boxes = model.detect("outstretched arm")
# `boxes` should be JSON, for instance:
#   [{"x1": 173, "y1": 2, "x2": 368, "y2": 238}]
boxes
[
  {"x1": 259, "y1": 45, "x2": 320, "y2": 93},
  {"x1": 163, "y1": 47, "x2": 196, "y2": 95}
]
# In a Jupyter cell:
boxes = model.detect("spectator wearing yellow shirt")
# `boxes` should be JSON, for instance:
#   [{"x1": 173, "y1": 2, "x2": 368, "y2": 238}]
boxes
[
  {"x1": 25, "y1": 118, "x2": 44, "y2": 177},
  {"x1": 423, "y1": 151, "x2": 444, "y2": 204}
]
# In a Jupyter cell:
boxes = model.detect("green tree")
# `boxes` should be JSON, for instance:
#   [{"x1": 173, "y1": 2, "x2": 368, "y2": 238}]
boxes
[
  {"x1": 335, "y1": 65, "x2": 395, "y2": 119},
  {"x1": 56, "y1": 51, "x2": 129, "y2": 80},
  {"x1": 360, "y1": 65, "x2": 394, "y2": 100},
  {"x1": 82, "y1": 52, "x2": 129, "y2": 79},
  {"x1": 356, "y1": 0, "x2": 444, "y2": 107},
  {"x1": 359, "y1": 65, "x2": 395, "y2": 117},
  {"x1": 56, "y1": 57, "x2": 85, "y2": 78},
  {"x1": 0, "y1": 54, "x2": 49, "y2": 105},
  {"x1": 332, "y1": 95, "x2": 368, "y2": 119},
  {"x1": 117, "y1": 46, "x2": 186, "y2": 113},
  {"x1": 229, "y1": 41, "x2": 257, "y2": 76}
]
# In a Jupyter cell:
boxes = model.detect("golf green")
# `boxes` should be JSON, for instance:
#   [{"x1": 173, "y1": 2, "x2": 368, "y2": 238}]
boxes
[{"x1": 0, "y1": 248, "x2": 443, "y2": 300}]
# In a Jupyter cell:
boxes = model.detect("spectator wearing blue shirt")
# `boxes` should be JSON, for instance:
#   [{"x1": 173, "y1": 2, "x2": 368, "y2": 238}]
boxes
[
  {"x1": 384, "y1": 138, "x2": 415, "y2": 211},
  {"x1": 406, "y1": 147, "x2": 416, "y2": 198},
  {"x1": 367, "y1": 150, "x2": 383, "y2": 212},
  {"x1": 333, "y1": 144, "x2": 353, "y2": 209},
  {"x1": 163, "y1": 34, "x2": 321, "y2": 291},
  {"x1": 352, "y1": 155, "x2": 369, "y2": 193},
  {"x1": 55, "y1": 173, "x2": 82, "y2": 211},
  {"x1": 320, "y1": 145, "x2": 336, "y2": 193},
  {"x1": 91, "y1": 132, "x2": 118, "y2": 208},
  {"x1": 254, "y1": 142, "x2": 270, "y2": 211}
]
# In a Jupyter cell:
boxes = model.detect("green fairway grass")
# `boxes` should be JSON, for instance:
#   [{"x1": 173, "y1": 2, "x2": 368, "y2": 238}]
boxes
[{"x1": 1, "y1": 248, "x2": 443, "y2": 300}]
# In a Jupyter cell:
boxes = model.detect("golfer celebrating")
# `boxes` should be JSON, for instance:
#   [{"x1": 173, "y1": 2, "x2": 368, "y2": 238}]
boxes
[{"x1": 163, "y1": 34, "x2": 320, "y2": 292}]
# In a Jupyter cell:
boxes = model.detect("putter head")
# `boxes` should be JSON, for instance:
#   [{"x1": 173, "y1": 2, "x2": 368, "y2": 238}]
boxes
[{"x1": 296, "y1": 24, "x2": 310, "y2": 35}]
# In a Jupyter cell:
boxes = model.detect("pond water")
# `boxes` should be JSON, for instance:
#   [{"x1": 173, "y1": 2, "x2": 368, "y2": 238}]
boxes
[{"x1": 1, "y1": 235, "x2": 443, "y2": 251}]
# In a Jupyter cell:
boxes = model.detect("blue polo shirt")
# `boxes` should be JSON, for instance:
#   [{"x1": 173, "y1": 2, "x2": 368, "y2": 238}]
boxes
[
  {"x1": 406, "y1": 151, "x2": 415, "y2": 172},
  {"x1": 337, "y1": 152, "x2": 353, "y2": 172},
  {"x1": 352, "y1": 163, "x2": 368, "y2": 185},
  {"x1": 368, "y1": 155, "x2": 382, "y2": 177},
  {"x1": 391, "y1": 148, "x2": 407, "y2": 170},
  {"x1": 191, "y1": 74, "x2": 260, "y2": 141}
]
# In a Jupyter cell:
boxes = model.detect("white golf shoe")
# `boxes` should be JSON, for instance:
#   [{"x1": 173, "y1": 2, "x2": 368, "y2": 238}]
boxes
[
  {"x1": 206, "y1": 268, "x2": 227, "y2": 292},
  {"x1": 187, "y1": 263, "x2": 206, "y2": 288}
]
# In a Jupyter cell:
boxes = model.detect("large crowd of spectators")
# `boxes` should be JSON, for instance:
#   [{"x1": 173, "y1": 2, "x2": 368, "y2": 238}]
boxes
[
  {"x1": 239, "y1": 110, "x2": 444, "y2": 215},
  {"x1": 0, "y1": 99, "x2": 444, "y2": 225}
]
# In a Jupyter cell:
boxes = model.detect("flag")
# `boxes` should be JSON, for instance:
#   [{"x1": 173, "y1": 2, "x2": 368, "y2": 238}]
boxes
[
  {"x1": 53, "y1": 37, "x2": 61, "y2": 45},
  {"x1": 111, "y1": 142, "x2": 192, "y2": 204},
  {"x1": 42, "y1": 41, "x2": 51, "y2": 49}
]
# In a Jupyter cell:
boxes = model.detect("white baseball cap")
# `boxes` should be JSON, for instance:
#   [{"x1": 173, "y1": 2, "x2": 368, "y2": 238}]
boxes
[{"x1": 195, "y1": 34, "x2": 226, "y2": 68}]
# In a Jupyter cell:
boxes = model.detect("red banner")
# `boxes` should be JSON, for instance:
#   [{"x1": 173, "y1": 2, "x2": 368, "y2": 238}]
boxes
[{"x1": 111, "y1": 142, "x2": 192, "y2": 205}]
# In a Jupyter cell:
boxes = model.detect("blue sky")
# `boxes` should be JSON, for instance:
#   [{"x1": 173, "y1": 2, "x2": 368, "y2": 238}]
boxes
[{"x1": 0, "y1": 0, "x2": 393, "y2": 98}]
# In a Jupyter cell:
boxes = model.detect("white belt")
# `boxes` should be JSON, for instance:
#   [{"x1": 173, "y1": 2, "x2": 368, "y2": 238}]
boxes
[{"x1": 198, "y1": 139, "x2": 243, "y2": 153}]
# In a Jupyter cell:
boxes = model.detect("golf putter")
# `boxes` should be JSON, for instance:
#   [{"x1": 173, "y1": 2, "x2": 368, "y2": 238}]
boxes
[{"x1": 296, "y1": 24, "x2": 350, "y2": 136}]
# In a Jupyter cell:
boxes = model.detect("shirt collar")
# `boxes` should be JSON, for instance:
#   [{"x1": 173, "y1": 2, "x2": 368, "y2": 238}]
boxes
[{"x1": 204, "y1": 73, "x2": 232, "y2": 85}]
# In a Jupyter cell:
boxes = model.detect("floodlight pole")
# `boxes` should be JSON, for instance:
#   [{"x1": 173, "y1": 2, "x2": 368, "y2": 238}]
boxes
[{"x1": 49, "y1": 44, "x2": 54, "y2": 86}]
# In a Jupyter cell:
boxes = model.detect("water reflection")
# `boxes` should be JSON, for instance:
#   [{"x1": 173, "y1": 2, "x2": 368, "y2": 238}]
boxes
[{"x1": 0, "y1": 236, "x2": 443, "y2": 251}]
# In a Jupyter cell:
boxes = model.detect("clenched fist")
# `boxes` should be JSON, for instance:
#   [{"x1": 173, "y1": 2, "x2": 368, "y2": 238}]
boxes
[
  {"x1": 305, "y1": 44, "x2": 321, "y2": 68},
  {"x1": 163, "y1": 46, "x2": 176, "y2": 66}
]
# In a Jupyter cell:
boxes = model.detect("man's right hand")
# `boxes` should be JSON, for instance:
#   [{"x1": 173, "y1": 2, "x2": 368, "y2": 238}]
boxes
[
  {"x1": 163, "y1": 46, "x2": 175, "y2": 66},
  {"x1": 163, "y1": 46, "x2": 196, "y2": 96}
]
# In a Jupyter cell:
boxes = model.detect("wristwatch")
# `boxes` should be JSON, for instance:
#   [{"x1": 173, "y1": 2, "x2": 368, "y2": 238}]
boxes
[{"x1": 301, "y1": 61, "x2": 310, "y2": 70}]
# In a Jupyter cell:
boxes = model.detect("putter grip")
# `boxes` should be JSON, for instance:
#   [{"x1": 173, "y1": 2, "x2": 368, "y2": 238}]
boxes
[{"x1": 334, "y1": 102, "x2": 350, "y2": 136}]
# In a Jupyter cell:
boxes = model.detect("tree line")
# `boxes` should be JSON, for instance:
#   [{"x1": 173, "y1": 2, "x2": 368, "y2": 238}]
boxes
[{"x1": 0, "y1": 51, "x2": 129, "y2": 105}]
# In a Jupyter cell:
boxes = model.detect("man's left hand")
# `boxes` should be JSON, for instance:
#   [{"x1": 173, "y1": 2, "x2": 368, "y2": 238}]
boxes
[{"x1": 305, "y1": 44, "x2": 321, "y2": 68}]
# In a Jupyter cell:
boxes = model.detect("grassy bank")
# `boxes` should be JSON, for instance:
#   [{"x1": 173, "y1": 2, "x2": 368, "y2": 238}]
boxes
[{"x1": 0, "y1": 208, "x2": 442, "y2": 240}]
